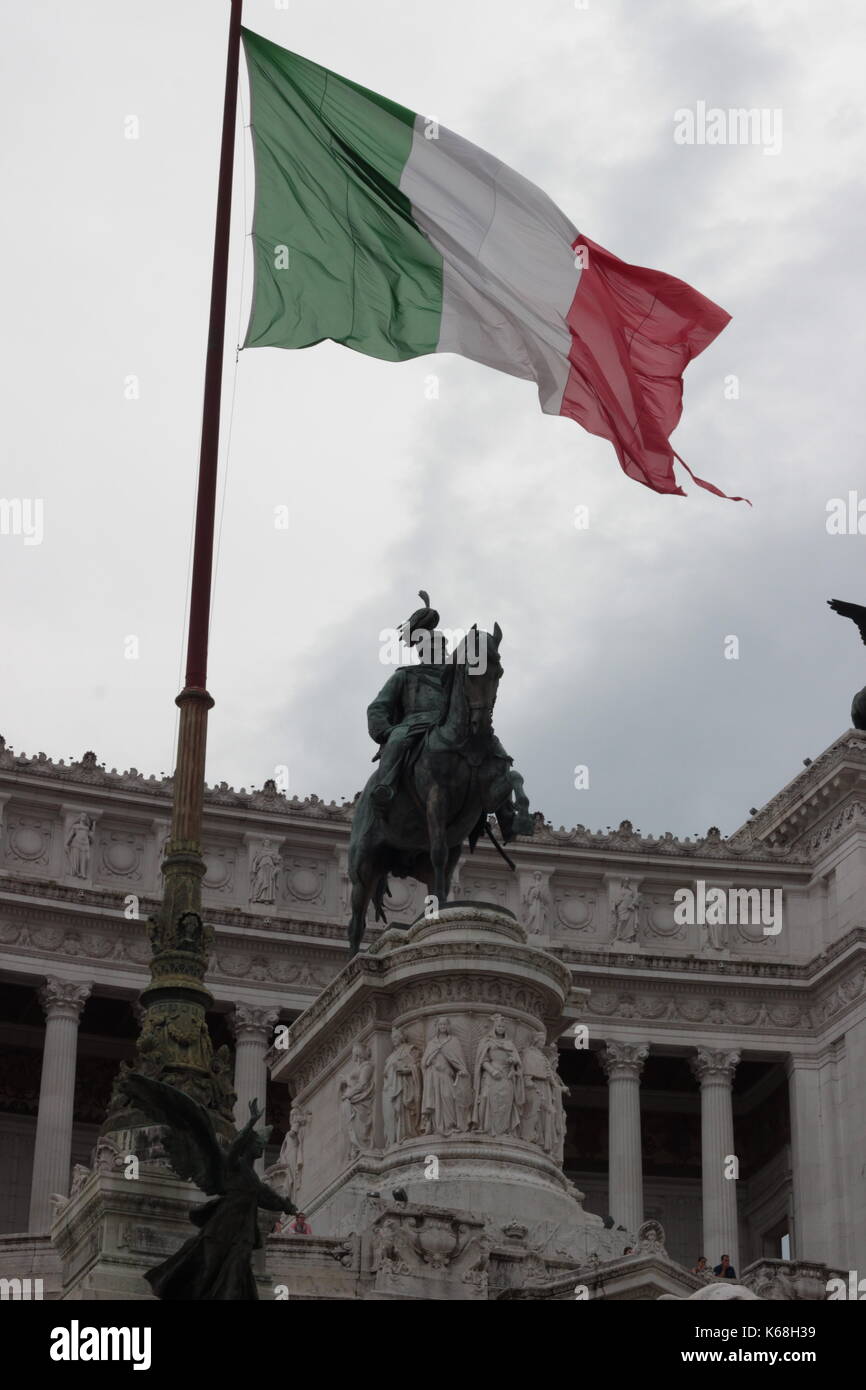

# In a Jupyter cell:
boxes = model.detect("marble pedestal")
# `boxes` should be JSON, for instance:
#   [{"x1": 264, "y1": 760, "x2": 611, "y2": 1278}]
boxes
[
  {"x1": 51, "y1": 1163, "x2": 273, "y2": 1300},
  {"x1": 270, "y1": 905, "x2": 625, "y2": 1294}
]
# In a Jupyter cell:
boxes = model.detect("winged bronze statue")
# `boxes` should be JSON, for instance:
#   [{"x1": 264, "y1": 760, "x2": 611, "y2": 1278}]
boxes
[
  {"x1": 827, "y1": 599, "x2": 866, "y2": 730},
  {"x1": 123, "y1": 1071, "x2": 293, "y2": 1300}
]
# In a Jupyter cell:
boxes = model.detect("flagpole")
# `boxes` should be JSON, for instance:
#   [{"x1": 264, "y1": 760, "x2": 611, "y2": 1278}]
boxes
[
  {"x1": 175, "y1": 0, "x2": 243, "y2": 838},
  {"x1": 104, "y1": 0, "x2": 244, "y2": 1141}
]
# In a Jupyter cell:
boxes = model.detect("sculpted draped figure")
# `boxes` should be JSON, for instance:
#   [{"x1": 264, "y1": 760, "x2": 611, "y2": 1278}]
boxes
[
  {"x1": 383, "y1": 1027, "x2": 422, "y2": 1145},
  {"x1": 473, "y1": 1014, "x2": 524, "y2": 1137},
  {"x1": 523, "y1": 872, "x2": 550, "y2": 935},
  {"x1": 65, "y1": 813, "x2": 93, "y2": 879},
  {"x1": 250, "y1": 840, "x2": 281, "y2": 904},
  {"x1": 274, "y1": 1106, "x2": 308, "y2": 1203},
  {"x1": 339, "y1": 1041, "x2": 375, "y2": 1156},
  {"x1": 547, "y1": 1043, "x2": 570, "y2": 1164},
  {"x1": 421, "y1": 1017, "x2": 472, "y2": 1136},
  {"x1": 519, "y1": 1030, "x2": 557, "y2": 1151},
  {"x1": 611, "y1": 877, "x2": 641, "y2": 942}
]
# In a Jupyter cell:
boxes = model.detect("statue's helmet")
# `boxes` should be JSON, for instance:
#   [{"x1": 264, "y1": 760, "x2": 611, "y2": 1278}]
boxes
[{"x1": 401, "y1": 590, "x2": 440, "y2": 647}]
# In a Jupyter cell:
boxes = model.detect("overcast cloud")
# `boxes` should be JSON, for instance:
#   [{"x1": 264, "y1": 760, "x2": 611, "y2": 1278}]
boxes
[{"x1": 2, "y1": 0, "x2": 865, "y2": 837}]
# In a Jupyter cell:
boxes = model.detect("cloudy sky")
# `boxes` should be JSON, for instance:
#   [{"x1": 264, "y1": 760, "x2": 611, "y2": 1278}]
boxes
[{"x1": 3, "y1": 0, "x2": 865, "y2": 838}]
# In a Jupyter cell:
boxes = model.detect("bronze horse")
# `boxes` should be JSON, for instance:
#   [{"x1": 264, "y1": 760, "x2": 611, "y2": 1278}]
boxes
[{"x1": 347, "y1": 625, "x2": 532, "y2": 955}]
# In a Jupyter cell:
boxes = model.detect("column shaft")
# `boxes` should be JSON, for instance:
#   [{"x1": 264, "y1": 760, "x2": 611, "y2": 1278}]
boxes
[
  {"x1": 601, "y1": 1042, "x2": 648, "y2": 1233},
  {"x1": 232, "y1": 1004, "x2": 279, "y2": 1172},
  {"x1": 692, "y1": 1049, "x2": 740, "y2": 1274},
  {"x1": 28, "y1": 980, "x2": 91, "y2": 1232}
]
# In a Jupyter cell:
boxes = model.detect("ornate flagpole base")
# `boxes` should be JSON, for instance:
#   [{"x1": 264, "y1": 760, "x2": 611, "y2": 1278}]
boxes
[{"x1": 101, "y1": 689, "x2": 235, "y2": 1148}]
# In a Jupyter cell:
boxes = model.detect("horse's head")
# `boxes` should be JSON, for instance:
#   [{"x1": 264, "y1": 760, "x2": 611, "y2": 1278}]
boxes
[{"x1": 452, "y1": 622, "x2": 503, "y2": 736}]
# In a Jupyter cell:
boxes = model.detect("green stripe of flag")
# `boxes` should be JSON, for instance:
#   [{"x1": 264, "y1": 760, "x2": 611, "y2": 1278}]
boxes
[{"x1": 242, "y1": 29, "x2": 443, "y2": 359}]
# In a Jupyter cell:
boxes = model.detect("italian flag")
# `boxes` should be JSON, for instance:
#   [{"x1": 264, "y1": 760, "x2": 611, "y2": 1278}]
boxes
[{"x1": 242, "y1": 29, "x2": 742, "y2": 500}]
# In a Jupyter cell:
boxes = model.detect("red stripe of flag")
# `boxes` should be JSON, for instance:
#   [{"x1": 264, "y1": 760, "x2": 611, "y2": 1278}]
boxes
[{"x1": 561, "y1": 236, "x2": 748, "y2": 503}]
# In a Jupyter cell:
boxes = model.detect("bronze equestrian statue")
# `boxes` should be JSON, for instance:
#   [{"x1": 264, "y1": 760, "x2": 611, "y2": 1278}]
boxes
[{"x1": 347, "y1": 592, "x2": 534, "y2": 955}]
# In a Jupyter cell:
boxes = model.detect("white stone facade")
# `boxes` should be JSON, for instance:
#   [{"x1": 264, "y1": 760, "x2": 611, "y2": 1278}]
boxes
[{"x1": 1, "y1": 730, "x2": 865, "y2": 1286}]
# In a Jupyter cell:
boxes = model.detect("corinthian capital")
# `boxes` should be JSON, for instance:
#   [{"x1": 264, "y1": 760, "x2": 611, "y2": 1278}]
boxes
[
  {"x1": 600, "y1": 1041, "x2": 649, "y2": 1081},
  {"x1": 231, "y1": 1002, "x2": 281, "y2": 1042},
  {"x1": 38, "y1": 978, "x2": 92, "y2": 1021},
  {"x1": 690, "y1": 1047, "x2": 740, "y2": 1086}
]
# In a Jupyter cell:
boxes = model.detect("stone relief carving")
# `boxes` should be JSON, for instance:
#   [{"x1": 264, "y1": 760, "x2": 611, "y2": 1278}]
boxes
[
  {"x1": 522, "y1": 871, "x2": 550, "y2": 934},
  {"x1": 643, "y1": 894, "x2": 687, "y2": 940},
  {"x1": 290, "y1": 1003, "x2": 378, "y2": 1094},
  {"x1": 202, "y1": 845, "x2": 236, "y2": 894},
  {"x1": 554, "y1": 888, "x2": 596, "y2": 933},
  {"x1": 339, "y1": 1040, "x2": 375, "y2": 1156},
  {"x1": 421, "y1": 1017, "x2": 472, "y2": 1136},
  {"x1": 383, "y1": 1026, "x2": 422, "y2": 1145},
  {"x1": 372, "y1": 1208, "x2": 490, "y2": 1292},
  {"x1": 285, "y1": 858, "x2": 326, "y2": 905},
  {"x1": 743, "y1": 1259, "x2": 835, "y2": 1301},
  {"x1": 65, "y1": 813, "x2": 94, "y2": 879},
  {"x1": 547, "y1": 1044, "x2": 569, "y2": 1165},
  {"x1": 472, "y1": 1014, "x2": 524, "y2": 1137},
  {"x1": 463, "y1": 876, "x2": 506, "y2": 908},
  {"x1": 98, "y1": 828, "x2": 143, "y2": 881},
  {"x1": 5, "y1": 814, "x2": 53, "y2": 868},
  {"x1": 519, "y1": 1029, "x2": 556, "y2": 1150},
  {"x1": 611, "y1": 877, "x2": 641, "y2": 942},
  {"x1": 250, "y1": 839, "x2": 281, "y2": 904},
  {"x1": 268, "y1": 1105, "x2": 309, "y2": 1203},
  {"x1": 398, "y1": 973, "x2": 550, "y2": 1019}
]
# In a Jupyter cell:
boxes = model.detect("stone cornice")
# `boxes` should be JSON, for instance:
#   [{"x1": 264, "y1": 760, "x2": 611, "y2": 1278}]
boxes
[
  {"x1": 0, "y1": 743, "x2": 828, "y2": 866},
  {"x1": 729, "y1": 729, "x2": 866, "y2": 850},
  {"x1": 557, "y1": 925, "x2": 866, "y2": 983},
  {"x1": 567, "y1": 935, "x2": 866, "y2": 1039},
  {"x1": 0, "y1": 745, "x2": 354, "y2": 823},
  {"x1": 0, "y1": 880, "x2": 354, "y2": 947}
]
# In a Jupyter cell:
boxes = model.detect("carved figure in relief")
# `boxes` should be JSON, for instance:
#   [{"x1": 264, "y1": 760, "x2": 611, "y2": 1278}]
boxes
[
  {"x1": 473, "y1": 1014, "x2": 524, "y2": 1137},
  {"x1": 272, "y1": 1106, "x2": 308, "y2": 1203},
  {"x1": 421, "y1": 1017, "x2": 471, "y2": 1135},
  {"x1": 250, "y1": 840, "x2": 280, "y2": 903},
  {"x1": 523, "y1": 871, "x2": 549, "y2": 934},
  {"x1": 339, "y1": 1041, "x2": 375, "y2": 1155},
  {"x1": 519, "y1": 1029, "x2": 555, "y2": 1150},
  {"x1": 546, "y1": 1043, "x2": 569, "y2": 1165},
  {"x1": 383, "y1": 1027, "x2": 422, "y2": 1145},
  {"x1": 65, "y1": 813, "x2": 93, "y2": 878},
  {"x1": 611, "y1": 877, "x2": 641, "y2": 942}
]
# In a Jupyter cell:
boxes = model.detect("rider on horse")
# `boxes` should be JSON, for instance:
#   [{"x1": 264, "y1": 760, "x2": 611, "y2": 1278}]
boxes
[{"x1": 368, "y1": 591, "x2": 512, "y2": 815}]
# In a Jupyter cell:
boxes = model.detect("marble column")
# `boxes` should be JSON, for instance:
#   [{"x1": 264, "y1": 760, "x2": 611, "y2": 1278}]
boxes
[
  {"x1": 600, "y1": 1041, "x2": 649, "y2": 1232},
  {"x1": 691, "y1": 1047, "x2": 740, "y2": 1273},
  {"x1": 28, "y1": 977, "x2": 91, "y2": 1232},
  {"x1": 232, "y1": 1003, "x2": 280, "y2": 1170}
]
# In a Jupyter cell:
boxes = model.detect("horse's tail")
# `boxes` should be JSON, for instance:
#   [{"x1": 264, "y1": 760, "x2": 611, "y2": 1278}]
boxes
[{"x1": 372, "y1": 875, "x2": 391, "y2": 923}]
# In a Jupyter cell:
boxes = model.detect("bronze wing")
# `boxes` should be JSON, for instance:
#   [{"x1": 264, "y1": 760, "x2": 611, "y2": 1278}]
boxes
[
  {"x1": 828, "y1": 598, "x2": 866, "y2": 645},
  {"x1": 122, "y1": 1071, "x2": 226, "y2": 1195}
]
